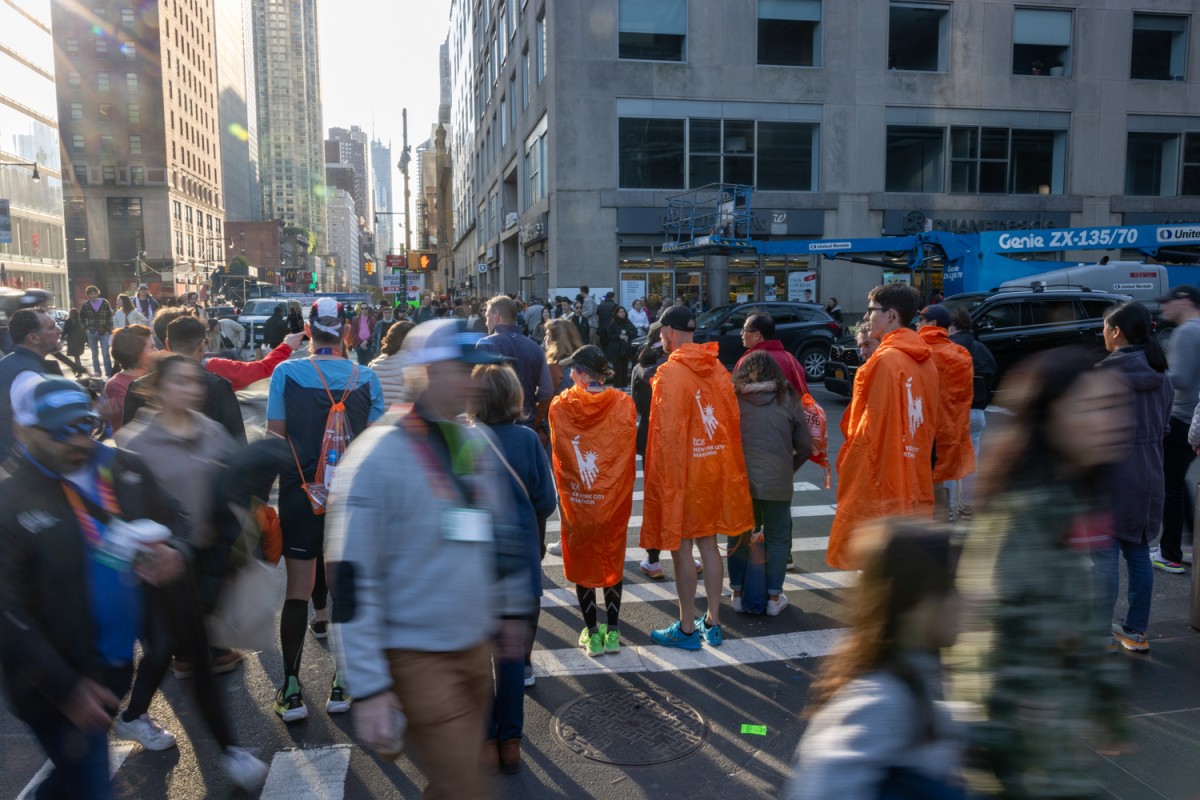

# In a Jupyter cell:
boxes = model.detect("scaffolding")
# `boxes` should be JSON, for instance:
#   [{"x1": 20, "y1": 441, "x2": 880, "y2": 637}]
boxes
[{"x1": 662, "y1": 184, "x2": 756, "y2": 253}]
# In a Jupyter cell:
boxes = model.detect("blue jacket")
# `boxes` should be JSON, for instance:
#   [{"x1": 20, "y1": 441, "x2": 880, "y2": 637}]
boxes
[
  {"x1": 0, "y1": 347, "x2": 58, "y2": 464},
  {"x1": 477, "y1": 324, "x2": 553, "y2": 425},
  {"x1": 489, "y1": 422, "x2": 556, "y2": 597},
  {"x1": 1098, "y1": 346, "x2": 1173, "y2": 543}
]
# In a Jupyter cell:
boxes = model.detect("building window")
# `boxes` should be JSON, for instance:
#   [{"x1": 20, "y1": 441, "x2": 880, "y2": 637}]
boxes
[
  {"x1": 73, "y1": 164, "x2": 89, "y2": 184},
  {"x1": 619, "y1": 117, "x2": 685, "y2": 189},
  {"x1": 521, "y1": 47, "x2": 530, "y2": 108},
  {"x1": 185, "y1": 206, "x2": 192, "y2": 224},
  {"x1": 619, "y1": 0, "x2": 686, "y2": 62},
  {"x1": 1012, "y1": 8, "x2": 1071, "y2": 76},
  {"x1": 536, "y1": 11, "x2": 547, "y2": 81},
  {"x1": 102, "y1": 165, "x2": 116, "y2": 185},
  {"x1": 130, "y1": 166, "x2": 144, "y2": 185},
  {"x1": 66, "y1": 38, "x2": 79, "y2": 55},
  {"x1": 121, "y1": 8, "x2": 135, "y2": 27},
  {"x1": 885, "y1": 126, "x2": 945, "y2": 192},
  {"x1": 758, "y1": 0, "x2": 821, "y2": 67},
  {"x1": 68, "y1": 73, "x2": 81, "y2": 87},
  {"x1": 129, "y1": 135, "x2": 142, "y2": 155},
  {"x1": 525, "y1": 122, "x2": 548, "y2": 206},
  {"x1": 121, "y1": 40, "x2": 136, "y2": 60},
  {"x1": 175, "y1": 230, "x2": 183, "y2": 255},
  {"x1": 100, "y1": 134, "x2": 114, "y2": 155},
  {"x1": 1185, "y1": 133, "x2": 1200, "y2": 195},
  {"x1": 757, "y1": 121, "x2": 816, "y2": 190},
  {"x1": 127, "y1": 103, "x2": 140, "y2": 124},
  {"x1": 98, "y1": 104, "x2": 111, "y2": 121},
  {"x1": 98, "y1": 72, "x2": 110, "y2": 92},
  {"x1": 689, "y1": 119, "x2": 755, "y2": 185},
  {"x1": 95, "y1": 37, "x2": 108, "y2": 57},
  {"x1": 173, "y1": 200, "x2": 182, "y2": 220},
  {"x1": 949, "y1": 127, "x2": 1062, "y2": 193},
  {"x1": 500, "y1": 97, "x2": 508, "y2": 146},
  {"x1": 71, "y1": 134, "x2": 85, "y2": 151},
  {"x1": 1124, "y1": 132, "x2": 1200, "y2": 196},
  {"x1": 72, "y1": 236, "x2": 89, "y2": 254},
  {"x1": 126, "y1": 73, "x2": 138, "y2": 91},
  {"x1": 1131, "y1": 14, "x2": 1188, "y2": 81},
  {"x1": 509, "y1": 72, "x2": 517, "y2": 130},
  {"x1": 889, "y1": 2, "x2": 949, "y2": 71},
  {"x1": 70, "y1": 102, "x2": 83, "y2": 120}
]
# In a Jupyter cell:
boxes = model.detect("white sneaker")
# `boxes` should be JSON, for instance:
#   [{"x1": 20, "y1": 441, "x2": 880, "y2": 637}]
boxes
[
  {"x1": 523, "y1": 664, "x2": 536, "y2": 687},
  {"x1": 731, "y1": 594, "x2": 744, "y2": 613},
  {"x1": 114, "y1": 713, "x2": 177, "y2": 751},
  {"x1": 221, "y1": 746, "x2": 268, "y2": 791},
  {"x1": 639, "y1": 559, "x2": 664, "y2": 579},
  {"x1": 547, "y1": 541, "x2": 562, "y2": 556},
  {"x1": 767, "y1": 594, "x2": 790, "y2": 616}
]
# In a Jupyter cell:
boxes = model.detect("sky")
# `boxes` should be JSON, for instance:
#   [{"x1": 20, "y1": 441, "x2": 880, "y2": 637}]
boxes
[{"x1": 317, "y1": 0, "x2": 452, "y2": 249}]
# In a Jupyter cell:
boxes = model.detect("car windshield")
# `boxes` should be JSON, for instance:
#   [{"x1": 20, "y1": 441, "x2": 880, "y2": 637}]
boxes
[
  {"x1": 940, "y1": 294, "x2": 990, "y2": 314},
  {"x1": 694, "y1": 306, "x2": 733, "y2": 329},
  {"x1": 241, "y1": 300, "x2": 283, "y2": 315}
]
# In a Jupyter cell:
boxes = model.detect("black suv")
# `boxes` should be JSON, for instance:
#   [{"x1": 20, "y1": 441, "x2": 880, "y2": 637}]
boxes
[
  {"x1": 678, "y1": 302, "x2": 842, "y2": 379},
  {"x1": 824, "y1": 288, "x2": 1130, "y2": 397}
]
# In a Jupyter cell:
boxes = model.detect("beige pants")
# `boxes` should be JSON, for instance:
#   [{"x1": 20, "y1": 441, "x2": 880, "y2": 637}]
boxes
[{"x1": 386, "y1": 642, "x2": 493, "y2": 800}]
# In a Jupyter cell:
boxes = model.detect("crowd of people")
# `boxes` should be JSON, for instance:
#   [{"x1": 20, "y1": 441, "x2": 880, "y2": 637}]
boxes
[{"x1": 0, "y1": 276, "x2": 1198, "y2": 799}]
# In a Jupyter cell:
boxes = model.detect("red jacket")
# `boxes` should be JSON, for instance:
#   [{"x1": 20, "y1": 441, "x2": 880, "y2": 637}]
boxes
[
  {"x1": 205, "y1": 342, "x2": 293, "y2": 391},
  {"x1": 735, "y1": 339, "x2": 809, "y2": 396}
]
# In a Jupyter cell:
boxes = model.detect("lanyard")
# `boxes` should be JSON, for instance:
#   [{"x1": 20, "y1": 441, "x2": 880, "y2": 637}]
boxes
[
  {"x1": 61, "y1": 466, "x2": 120, "y2": 549},
  {"x1": 399, "y1": 411, "x2": 480, "y2": 505}
]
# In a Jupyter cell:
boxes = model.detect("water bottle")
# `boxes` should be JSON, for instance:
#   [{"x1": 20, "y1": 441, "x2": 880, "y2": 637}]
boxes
[{"x1": 323, "y1": 450, "x2": 338, "y2": 493}]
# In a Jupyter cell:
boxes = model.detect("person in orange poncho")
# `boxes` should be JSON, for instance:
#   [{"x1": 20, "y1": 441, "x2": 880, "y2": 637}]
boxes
[
  {"x1": 549, "y1": 345, "x2": 637, "y2": 657},
  {"x1": 642, "y1": 306, "x2": 754, "y2": 650},
  {"x1": 917, "y1": 304, "x2": 976, "y2": 515},
  {"x1": 827, "y1": 285, "x2": 939, "y2": 570}
]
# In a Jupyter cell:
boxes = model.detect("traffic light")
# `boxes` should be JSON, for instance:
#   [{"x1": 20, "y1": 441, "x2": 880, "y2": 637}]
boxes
[
  {"x1": 417, "y1": 252, "x2": 437, "y2": 271},
  {"x1": 364, "y1": 260, "x2": 375, "y2": 275},
  {"x1": 309, "y1": 272, "x2": 318, "y2": 290}
]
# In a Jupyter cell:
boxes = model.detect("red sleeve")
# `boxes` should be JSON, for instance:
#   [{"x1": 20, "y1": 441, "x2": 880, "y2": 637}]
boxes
[{"x1": 205, "y1": 344, "x2": 292, "y2": 391}]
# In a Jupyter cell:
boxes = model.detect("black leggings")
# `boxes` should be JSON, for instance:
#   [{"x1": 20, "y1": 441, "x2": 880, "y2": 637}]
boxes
[
  {"x1": 576, "y1": 582, "x2": 623, "y2": 631},
  {"x1": 124, "y1": 566, "x2": 234, "y2": 749}
]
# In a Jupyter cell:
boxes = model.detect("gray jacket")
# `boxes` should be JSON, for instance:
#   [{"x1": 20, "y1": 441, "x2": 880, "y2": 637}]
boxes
[
  {"x1": 326, "y1": 413, "x2": 532, "y2": 701},
  {"x1": 1166, "y1": 317, "x2": 1200, "y2": 422},
  {"x1": 735, "y1": 382, "x2": 812, "y2": 501}
]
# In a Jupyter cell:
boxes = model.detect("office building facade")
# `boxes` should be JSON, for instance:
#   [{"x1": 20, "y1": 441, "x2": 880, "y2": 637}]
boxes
[
  {"x1": 215, "y1": 0, "x2": 261, "y2": 223},
  {"x1": 326, "y1": 187, "x2": 359, "y2": 291},
  {"x1": 371, "y1": 138, "x2": 394, "y2": 255}
]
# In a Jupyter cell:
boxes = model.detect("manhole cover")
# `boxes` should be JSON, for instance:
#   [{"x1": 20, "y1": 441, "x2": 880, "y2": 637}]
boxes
[{"x1": 552, "y1": 687, "x2": 708, "y2": 765}]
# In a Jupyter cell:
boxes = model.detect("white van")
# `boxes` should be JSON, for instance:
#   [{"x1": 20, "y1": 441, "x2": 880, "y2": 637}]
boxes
[{"x1": 237, "y1": 297, "x2": 302, "y2": 348}]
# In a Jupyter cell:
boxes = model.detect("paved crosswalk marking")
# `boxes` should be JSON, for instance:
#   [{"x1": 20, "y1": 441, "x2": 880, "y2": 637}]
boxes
[
  {"x1": 16, "y1": 742, "x2": 135, "y2": 800},
  {"x1": 545, "y1": 504, "x2": 837, "y2": 534},
  {"x1": 260, "y1": 745, "x2": 352, "y2": 800},
  {"x1": 631, "y1": 481, "x2": 821, "y2": 502},
  {"x1": 541, "y1": 535, "x2": 831, "y2": 568},
  {"x1": 539, "y1": 568, "x2": 855, "y2": 609},
  {"x1": 531, "y1": 628, "x2": 846, "y2": 678}
]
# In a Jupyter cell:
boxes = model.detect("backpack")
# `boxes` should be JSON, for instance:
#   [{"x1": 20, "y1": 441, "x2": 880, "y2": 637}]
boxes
[
  {"x1": 801, "y1": 392, "x2": 830, "y2": 489},
  {"x1": 287, "y1": 361, "x2": 360, "y2": 515}
]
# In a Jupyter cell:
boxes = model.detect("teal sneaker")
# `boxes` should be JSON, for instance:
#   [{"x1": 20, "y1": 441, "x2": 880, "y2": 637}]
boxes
[
  {"x1": 650, "y1": 620, "x2": 702, "y2": 651},
  {"x1": 695, "y1": 616, "x2": 724, "y2": 647},
  {"x1": 603, "y1": 627, "x2": 621, "y2": 654}
]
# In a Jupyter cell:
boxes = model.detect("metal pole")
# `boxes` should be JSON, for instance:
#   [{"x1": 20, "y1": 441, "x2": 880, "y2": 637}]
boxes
[{"x1": 402, "y1": 108, "x2": 412, "y2": 259}]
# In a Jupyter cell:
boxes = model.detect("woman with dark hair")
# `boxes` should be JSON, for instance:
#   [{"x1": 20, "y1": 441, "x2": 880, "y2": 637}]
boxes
[
  {"x1": 532, "y1": 306, "x2": 552, "y2": 342},
  {"x1": 1096, "y1": 302, "x2": 1172, "y2": 652},
  {"x1": 62, "y1": 307, "x2": 88, "y2": 373},
  {"x1": 368, "y1": 320, "x2": 415, "y2": 406},
  {"x1": 785, "y1": 520, "x2": 964, "y2": 798},
  {"x1": 286, "y1": 305, "x2": 303, "y2": 334},
  {"x1": 953, "y1": 347, "x2": 1132, "y2": 798},
  {"x1": 101, "y1": 323, "x2": 156, "y2": 433},
  {"x1": 728, "y1": 351, "x2": 811, "y2": 615},
  {"x1": 605, "y1": 305, "x2": 638, "y2": 388},
  {"x1": 467, "y1": 364, "x2": 554, "y2": 775}
]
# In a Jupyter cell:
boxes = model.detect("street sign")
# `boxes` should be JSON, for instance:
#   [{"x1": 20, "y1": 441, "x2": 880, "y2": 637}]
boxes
[
  {"x1": 381, "y1": 273, "x2": 404, "y2": 294},
  {"x1": 477, "y1": 263, "x2": 488, "y2": 274},
  {"x1": 385, "y1": 254, "x2": 406, "y2": 269}
]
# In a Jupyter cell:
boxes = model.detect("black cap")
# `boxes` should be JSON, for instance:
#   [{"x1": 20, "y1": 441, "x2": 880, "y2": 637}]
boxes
[
  {"x1": 1156, "y1": 285, "x2": 1200, "y2": 305},
  {"x1": 659, "y1": 305, "x2": 696, "y2": 332},
  {"x1": 918, "y1": 304, "x2": 951, "y2": 328},
  {"x1": 560, "y1": 344, "x2": 610, "y2": 375}
]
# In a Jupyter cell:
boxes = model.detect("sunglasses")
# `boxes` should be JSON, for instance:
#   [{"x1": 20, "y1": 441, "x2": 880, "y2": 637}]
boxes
[{"x1": 37, "y1": 418, "x2": 100, "y2": 442}]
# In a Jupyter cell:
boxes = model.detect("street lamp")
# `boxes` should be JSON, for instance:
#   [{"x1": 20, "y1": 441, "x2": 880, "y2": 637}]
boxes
[{"x1": 0, "y1": 161, "x2": 40, "y2": 181}]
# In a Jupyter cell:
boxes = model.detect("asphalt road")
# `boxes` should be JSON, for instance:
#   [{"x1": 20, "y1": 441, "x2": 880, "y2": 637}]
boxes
[{"x1": 2, "y1": 370, "x2": 1199, "y2": 799}]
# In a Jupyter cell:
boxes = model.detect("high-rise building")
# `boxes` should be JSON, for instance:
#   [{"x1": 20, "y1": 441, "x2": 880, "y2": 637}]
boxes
[
  {"x1": 371, "y1": 139, "x2": 394, "y2": 255},
  {"x1": 0, "y1": 0, "x2": 68, "y2": 301},
  {"x1": 52, "y1": 0, "x2": 225, "y2": 302},
  {"x1": 215, "y1": 0, "x2": 260, "y2": 222},
  {"x1": 448, "y1": 0, "x2": 1200, "y2": 311},
  {"x1": 326, "y1": 188, "x2": 358, "y2": 290},
  {"x1": 251, "y1": 0, "x2": 324, "y2": 248},
  {"x1": 326, "y1": 126, "x2": 374, "y2": 224}
]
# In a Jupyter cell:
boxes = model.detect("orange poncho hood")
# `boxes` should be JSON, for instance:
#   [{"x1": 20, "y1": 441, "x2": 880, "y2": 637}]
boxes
[{"x1": 918, "y1": 325, "x2": 976, "y2": 482}]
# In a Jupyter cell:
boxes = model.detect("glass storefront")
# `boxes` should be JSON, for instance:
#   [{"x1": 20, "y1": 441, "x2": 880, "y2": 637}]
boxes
[{"x1": 619, "y1": 247, "x2": 822, "y2": 312}]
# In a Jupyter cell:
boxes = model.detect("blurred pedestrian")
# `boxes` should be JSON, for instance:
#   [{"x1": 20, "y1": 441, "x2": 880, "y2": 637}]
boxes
[
  {"x1": 369, "y1": 321, "x2": 415, "y2": 407},
  {"x1": 1096, "y1": 302, "x2": 1172, "y2": 652},
  {"x1": 263, "y1": 305, "x2": 288, "y2": 349},
  {"x1": 478, "y1": 295, "x2": 553, "y2": 435},
  {"x1": 916, "y1": 304, "x2": 975, "y2": 520},
  {"x1": 628, "y1": 298, "x2": 650, "y2": 336},
  {"x1": 371, "y1": 305, "x2": 395, "y2": 355},
  {"x1": 133, "y1": 284, "x2": 158, "y2": 322},
  {"x1": 947, "y1": 307, "x2": 995, "y2": 519},
  {"x1": 728, "y1": 351, "x2": 811, "y2": 616},
  {"x1": 78, "y1": 286, "x2": 114, "y2": 377},
  {"x1": 101, "y1": 324, "x2": 156, "y2": 434},
  {"x1": 62, "y1": 308, "x2": 88, "y2": 373},
  {"x1": 112, "y1": 295, "x2": 147, "y2": 330},
  {"x1": 348, "y1": 303, "x2": 376, "y2": 364},
  {"x1": 568, "y1": 299, "x2": 591, "y2": 344},
  {"x1": 326, "y1": 319, "x2": 530, "y2": 799},
  {"x1": 953, "y1": 348, "x2": 1132, "y2": 798},
  {"x1": 785, "y1": 520, "x2": 964, "y2": 800},
  {"x1": 0, "y1": 309, "x2": 66, "y2": 464},
  {"x1": 632, "y1": 322, "x2": 674, "y2": 579},
  {"x1": 736, "y1": 311, "x2": 808, "y2": 395},
  {"x1": 532, "y1": 306, "x2": 552, "y2": 342},
  {"x1": 824, "y1": 297, "x2": 844, "y2": 335},
  {"x1": 604, "y1": 305, "x2": 637, "y2": 388},
  {"x1": 468, "y1": 363, "x2": 555, "y2": 774}
]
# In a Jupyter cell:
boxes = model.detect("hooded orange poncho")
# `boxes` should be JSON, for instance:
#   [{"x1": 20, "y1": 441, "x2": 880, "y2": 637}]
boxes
[
  {"x1": 827, "y1": 327, "x2": 940, "y2": 569},
  {"x1": 550, "y1": 385, "x2": 637, "y2": 588},
  {"x1": 640, "y1": 342, "x2": 754, "y2": 551},
  {"x1": 919, "y1": 325, "x2": 976, "y2": 483}
]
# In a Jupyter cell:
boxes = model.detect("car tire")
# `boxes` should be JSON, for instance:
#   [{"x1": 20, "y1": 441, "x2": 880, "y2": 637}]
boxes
[{"x1": 798, "y1": 344, "x2": 830, "y2": 380}]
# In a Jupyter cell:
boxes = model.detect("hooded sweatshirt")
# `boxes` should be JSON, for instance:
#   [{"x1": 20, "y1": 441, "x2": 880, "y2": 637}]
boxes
[
  {"x1": 1098, "y1": 346, "x2": 1173, "y2": 542},
  {"x1": 549, "y1": 385, "x2": 636, "y2": 588},
  {"x1": 735, "y1": 339, "x2": 809, "y2": 397},
  {"x1": 918, "y1": 325, "x2": 975, "y2": 483},
  {"x1": 641, "y1": 342, "x2": 754, "y2": 549},
  {"x1": 735, "y1": 382, "x2": 813, "y2": 501},
  {"x1": 828, "y1": 327, "x2": 939, "y2": 570}
]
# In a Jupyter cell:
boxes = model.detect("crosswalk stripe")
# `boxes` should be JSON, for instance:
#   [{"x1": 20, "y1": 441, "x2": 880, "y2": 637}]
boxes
[
  {"x1": 545, "y1": 504, "x2": 837, "y2": 534},
  {"x1": 16, "y1": 742, "x2": 135, "y2": 800},
  {"x1": 630, "y1": 481, "x2": 821, "y2": 502},
  {"x1": 539, "y1": 569, "x2": 855, "y2": 609},
  {"x1": 260, "y1": 745, "x2": 352, "y2": 800},
  {"x1": 541, "y1": 535, "x2": 831, "y2": 568},
  {"x1": 531, "y1": 627, "x2": 846, "y2": 678}
]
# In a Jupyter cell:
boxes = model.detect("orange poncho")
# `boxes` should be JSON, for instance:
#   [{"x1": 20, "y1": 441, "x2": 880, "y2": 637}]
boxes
[
  {"x1": 827, "y1": 327, "x2": 939, "y2": 570},
  {"x1": 919, "y1": 325, "x2": 976, "y2": 483},
  {"x1": 641, "y1": 342, "x2": 754, "y2": 551},
  {"x1": 549, "y1": 385, "x2": 637, "y2": 588}
]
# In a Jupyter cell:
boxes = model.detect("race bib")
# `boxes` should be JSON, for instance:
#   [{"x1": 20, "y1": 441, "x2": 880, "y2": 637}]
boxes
[{"x1": 441, "y1": 508, "x2": 493, "y2": 543}]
